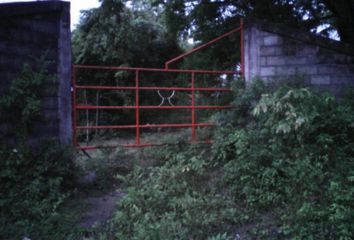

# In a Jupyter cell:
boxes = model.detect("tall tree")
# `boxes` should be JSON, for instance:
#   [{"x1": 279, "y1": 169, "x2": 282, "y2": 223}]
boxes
[
  {"x1": 153, "y1": 0, "x2": 354, "y2": 44},
  {"x1": 72, "y1": 0, "x2": 182, "y2": 128},
  {"x1": 72, "y1": 0, "x2": 180, "y2": 67}
]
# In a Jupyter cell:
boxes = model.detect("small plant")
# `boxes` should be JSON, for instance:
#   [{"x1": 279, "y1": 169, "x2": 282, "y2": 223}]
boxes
[{"x1": 208, "y1": 233, "x2": 232, "y2": 240}]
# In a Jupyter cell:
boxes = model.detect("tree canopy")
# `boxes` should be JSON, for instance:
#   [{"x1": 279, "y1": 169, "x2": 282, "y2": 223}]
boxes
[
  {"x1": 73, "y1": 0, "x2": 354, "y2": 71},
  {"x1": 151, "y1": 0, "x2": 354, "y2": 44},
  {"x1": 72, "y1": 0, "x2": 181, "y2": 67}
]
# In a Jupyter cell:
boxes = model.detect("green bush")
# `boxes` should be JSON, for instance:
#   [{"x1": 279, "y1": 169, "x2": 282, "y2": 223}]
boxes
[
  {"x1": 111, "y1": 146, "x2": 243, "y2": 239},
  {"x1": 216, "y1": 85, "x2": 354, "y2": 238},
  {"x1": 0, "y1": 143, "x2": 75, "y2": 239},
  {"x1": 0, "y1": 56, "x2": 76, "y2": 239},
  {"x1": 0, "y1": 55, "x2": 57, "y2": 143},
  {"x1": 107, "y1": 80, "x2": 354, "y2": 239}
]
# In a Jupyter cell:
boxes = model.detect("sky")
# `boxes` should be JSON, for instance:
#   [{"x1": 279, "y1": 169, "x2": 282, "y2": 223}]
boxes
[{"x1": 0, "y1": 0, "x2": 101, "y2": 30}]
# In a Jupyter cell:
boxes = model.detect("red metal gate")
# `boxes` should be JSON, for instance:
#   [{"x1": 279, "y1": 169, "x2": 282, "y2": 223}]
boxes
[{"x1": 72, "y1": 20, "x2": 244, "y2": 149}]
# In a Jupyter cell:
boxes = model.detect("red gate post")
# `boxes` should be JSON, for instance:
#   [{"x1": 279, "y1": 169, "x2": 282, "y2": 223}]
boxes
[
  {"x1": 191, "y1": 72, "x2": 196, "y2": 142},
  {"x1": 72, "y1": 66, "x2": 78, "y2": 147},
  {"x1": 135, "y1": 70, "x2": 140, "y2": 145}
]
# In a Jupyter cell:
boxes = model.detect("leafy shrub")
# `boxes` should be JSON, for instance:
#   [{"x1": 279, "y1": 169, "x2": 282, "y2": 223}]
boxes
[
  {"x1": 0, "y1": 54, "x2": 56, "y2": 143},
  {"x1": 106, "y1": 80, "x2": 354, "y2": 239},
  {"x1": 216, "y1": 85, "x2": 354, "y2": 238},
  {"x1": 111, "y1": 146, "x2": 243, "y2": 239},
  {"x1": 0, "y1": 143, "x2": 75, "y2": 239},
  {"x1": 0, "y1": 56, "x2": 76, "y2": 239}
]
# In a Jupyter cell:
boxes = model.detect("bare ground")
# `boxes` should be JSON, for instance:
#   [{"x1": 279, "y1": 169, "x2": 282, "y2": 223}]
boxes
[{"x1": 79, "y1": 190, "x2": 125, "y2": 228}]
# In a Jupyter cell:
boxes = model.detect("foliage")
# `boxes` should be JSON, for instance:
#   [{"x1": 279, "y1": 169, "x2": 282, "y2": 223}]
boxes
[
  {"x1": 0, "y1": 144, "x2": 76, "y2": 239},
  {"x1": 0, "y1": 54, "x2": 56, "y2": 143},
  {"x1": 125, "y1": 0, "x2": 354, "y2": 73},
  {"x1": 72, "y1": 0, "x2": 183, "y2": 137},
  {"x1": 111, "y1": 145, "x2": 243, "y2": 239},
  {"x1": 214, "y1": 85, "x2": 354, "y2": 238},
  {"x1": 0, "y1": 57, "x2": 76, "y2": 239},
  {"x1": 73, "y1": 0, "x2": 180, "y2": 67},
  {"x1": 153, "y1": 0, "x2": 354, "y2": 44},
  {"x1": 106, "y1": 80, "x2": 354, "y2": 239}
]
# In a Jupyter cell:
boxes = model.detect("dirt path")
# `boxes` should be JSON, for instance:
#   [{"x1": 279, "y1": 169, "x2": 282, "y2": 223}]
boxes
[{"x1": 79, "y1": 190, "x2": 125, "y2": 228}]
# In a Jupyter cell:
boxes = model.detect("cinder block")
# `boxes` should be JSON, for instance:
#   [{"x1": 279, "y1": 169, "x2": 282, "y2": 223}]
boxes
[
  {"x1": 19, "y1": 19, "x2": 58, "y2": 36},
  {"x1": 310, "y1": 75, "x2": 331, "y2": 85},
  {"x1": 317, "y1": 65, "x2": 335, "y2": 74},
  {"x1": 296, "y1": 46, "x2": 318, "y2": 57},
  {"x1": 274, "y1": 47, "x2": 283, "y2": 56},
  {"x1": 267, "y1": 56, "x2": 286, "y2": 65},
  {"x1": 260, "y1": 46, "x2": 278, "y2": 56},
  {"x1": 260, "y1": 67, "x2": 276, "y2": 76},
  {"x1": 276, "y1": 66, "x2": 296, "y2": 75},
  {"x1": 263, "y1": 35, "x2": 283, "y2": 46},
  {"x1": 318, "y1": 65, "x2": 354, "y2": 76},
  {"x1": 286, "y1": 57, "x2": 308, "y2": 65},
  {"x1": 348, "y1": 65, "x2": 354, "y2": 74},
  {"x1": 260, "y1": 56, "x2": 267, "y2": 66},
  {"x1": 296, "y1": 66, "x2": 317, "y2": 75},
  {"x1": 261, "y1": 31, "x2": 273, "y2": 37},
  {"x1": 333, "y1": 54, "x2": 352, "y2": 64},
  {"x1": 316, "y1": 50, "x2": 338, "y2": 64},
  {"x1": 260, "y1": 46, "x2": 283, "y2": 56},
  {"x1": 331, "y1": 76, "x2": 354, "y2": 85}
]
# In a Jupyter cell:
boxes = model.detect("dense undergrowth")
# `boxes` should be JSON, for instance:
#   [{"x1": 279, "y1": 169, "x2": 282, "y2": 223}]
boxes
[
  {"x1": 104, "y1": 80, "x2": 354, "y2": 239},
  {"x1": 0, "y1": 57, "x2": 77, "y2": 239}
]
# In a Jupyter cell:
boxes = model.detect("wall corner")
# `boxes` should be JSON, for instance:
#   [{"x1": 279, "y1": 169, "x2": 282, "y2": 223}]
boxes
[
  {"x1": 244, "y1": 24, "x2": 261, "y2": 84},
  {"x1": 57, "y1": 2, "x2": 72, "y2": 145}
]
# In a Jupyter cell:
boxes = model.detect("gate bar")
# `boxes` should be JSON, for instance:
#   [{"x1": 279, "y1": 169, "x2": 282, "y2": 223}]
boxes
[
  {"x1": 73, "y1": 64, "x2": 239, "y2": 75},
  {"x1": 76, "y1": 123, "x2": 215, "y2": 129},
  {"x1": 79, "y1": 139, "x2": 214, "y2": 150},
  {"x1": 72, "y1": 66, "x2": 78, "y2": 147},
  {"x1": 76, "y1": 105, "x2": 231, "y2": 110},
  {"x1": 164, "y1": 19, "x2": 243, "y2": 69},
  {"x1": 75, "y1": 85, "x2": 232, "y2": 92}
]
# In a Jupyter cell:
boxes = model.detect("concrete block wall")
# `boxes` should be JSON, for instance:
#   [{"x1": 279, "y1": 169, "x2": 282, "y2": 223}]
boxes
[
  {"x1": 0, "y1": 1, "x2": 72, "y2": 146},
  {"x1": 244, "y1": 20, "x2": 354, "y2": 97}
]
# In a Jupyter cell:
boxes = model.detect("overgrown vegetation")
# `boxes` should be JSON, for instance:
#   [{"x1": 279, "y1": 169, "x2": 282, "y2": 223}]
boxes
[
  {"x1": 2, "y1": 1, "x2": 353, "y2": 239},
  {"x1": 0, "y1": 56, "x2": 76, "y2": 239},
  {"x1": 101, "y1": 80, "x2": 354, "y2": 239}
]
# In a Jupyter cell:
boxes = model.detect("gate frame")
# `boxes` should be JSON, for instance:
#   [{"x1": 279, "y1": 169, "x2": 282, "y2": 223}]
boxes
[{"x1": 72, "y1": 19, "x2": 244, "y2": 149}]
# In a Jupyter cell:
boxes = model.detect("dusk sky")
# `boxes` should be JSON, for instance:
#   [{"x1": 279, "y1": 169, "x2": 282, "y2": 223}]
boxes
[{"x1": 0, "y1": 0, "x2": 101, "y2": 29}]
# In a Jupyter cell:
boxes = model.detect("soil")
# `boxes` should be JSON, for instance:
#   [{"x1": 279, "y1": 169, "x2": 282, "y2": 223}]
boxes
[
  {"x1": 76, "y1": 170, "x2": 126, "y2": 229},
  {"x1": 79, "y1": 190, "x2": 125, "y2": 228}
]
